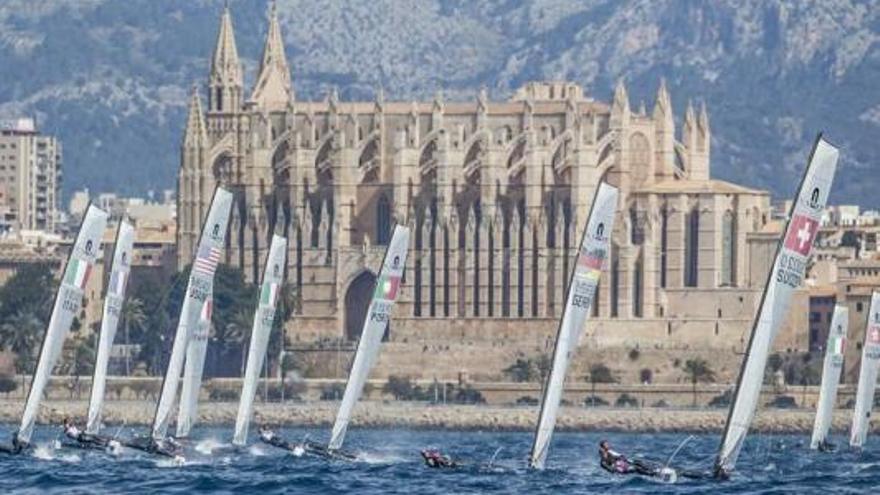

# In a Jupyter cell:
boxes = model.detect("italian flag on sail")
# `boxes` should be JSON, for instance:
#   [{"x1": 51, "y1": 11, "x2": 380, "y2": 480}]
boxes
[
  {"x1": 260, "y1": 282, "x2": 279, "y2": 306},
  {"x1": 831, "y1": 335, "x2": 846, "y2": 355},
  {"x1": 374, "y1": 275, "x2": 400, "y2": 301},
  {"x1": 64, "y1": 259, "x2": 92, "y2": 289}
]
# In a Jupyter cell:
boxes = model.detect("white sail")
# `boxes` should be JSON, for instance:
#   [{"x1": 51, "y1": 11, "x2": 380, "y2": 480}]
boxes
[
  {"x1": 175, "y1": 295, "x2": 211, "y2": 437},
  {"x1": 233, "y1": 235, "x2": 287, "y2": 446},
  {"x1": 715, "y1": 136, "x2": 838, "y2": 476},
  {"x1": 528, "y1": 183, "x2": 618, "y2": 469},
  {"x1": 151, "y1": 187, "x2": 232, "y2": 440},
  {"x1": 18, "y1": 205, "x2": 109, "y2": 444},
  {"x1": 328, "y1": 225, "x2": 410, "y2": 451},
  {"x1": 85, "y1": 219, "x2": 135, "y2": 435},
  {"x1": 850, "y1": 291, "x2": 880, "y2": 448},
  {"x1": 810, "y1": 305, "x2": 848, "y2": 449}
]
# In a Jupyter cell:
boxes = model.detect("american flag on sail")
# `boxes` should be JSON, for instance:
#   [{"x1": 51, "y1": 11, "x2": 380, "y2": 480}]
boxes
[{"x1": 194, "y1": 243, "x2": 221, "y2": 277}]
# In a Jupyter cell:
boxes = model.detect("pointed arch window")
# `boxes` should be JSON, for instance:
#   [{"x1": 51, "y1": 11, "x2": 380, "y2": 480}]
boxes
[
  {"x1": 721, "y1": 211, "x2": 737, "y2": 286},
  {"x1": 660, "y1": 206, "x2": 669, "y2": 288},
  {"x1": 376, "y1": 195, "x2": 391, "y2": 245},
  {"x1": 685, "y1": 207, "x2": 700, "y2": 287}
]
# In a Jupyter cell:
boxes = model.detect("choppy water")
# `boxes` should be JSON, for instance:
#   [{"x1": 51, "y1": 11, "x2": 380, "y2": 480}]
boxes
[{"x1": 0, "y1": 425, "x2": 878, "y2": 494}]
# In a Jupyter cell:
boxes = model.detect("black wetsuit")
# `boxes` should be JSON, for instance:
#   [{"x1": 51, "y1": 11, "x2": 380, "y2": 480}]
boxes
[
  {"x1": 421, "y1": 451, "x2": 457, "y2": 468},
  {"x1": 260, "y1": 433, "x2": 294, "y2": 451},
  {"x1": 817, "y1": 439, "x2": 836, "y2": 452},
  {"x1": 600, "y1": 449, "x2": 656, "y2": 476}
]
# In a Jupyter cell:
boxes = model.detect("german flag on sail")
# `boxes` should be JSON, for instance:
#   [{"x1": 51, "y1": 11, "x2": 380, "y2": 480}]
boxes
[
  {"x1": 64, "y1": 259, "x2": 91, "y2": 289},
  {"x1": 374, "y1": 275, "x2": 400, "y2": 301},
  {"x1": 260, "y1": 282, "x2": 279, "y2": 306}
]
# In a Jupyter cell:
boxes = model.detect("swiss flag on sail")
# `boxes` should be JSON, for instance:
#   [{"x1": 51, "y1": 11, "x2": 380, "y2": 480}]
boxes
[{"x1": 783, "y1": 214, "x2": 818, "y2": 256}]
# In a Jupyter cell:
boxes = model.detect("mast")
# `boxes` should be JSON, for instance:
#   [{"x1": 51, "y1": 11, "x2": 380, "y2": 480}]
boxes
[
  {"x1": 18, "y1": 204, "x2": 109, "y2": 445},
  {"x1": 328, "y1": 225, "x2": 410, "y2": 451},
  {"x1": 233, "y1": 234, "x2": 287, "y2": 446},
  {"x1": 810, "y1": 305, "x2": 847, "y2": 449},
  {"x1": 715, "y1": 135, "x2": 838, "y2": 477},
  {"x1": 529, "y1": 182, "x2": 618, "y2": 469},
  {"x1": 86, "y1": 218, "x2": 135, "y2": 435},
  {"x1": 151, "y1": 187, "x2": 233, "y2": 440},
  {"x1": 850, "y1": 291, "x2": 880, "y2": 448}
]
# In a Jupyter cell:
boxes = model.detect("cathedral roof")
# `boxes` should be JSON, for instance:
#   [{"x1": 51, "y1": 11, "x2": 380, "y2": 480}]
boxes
[
  {"x1": 210, "y1": 5, "x2": 242, "y2": 87},
  {"x1": 636, "y1": 178, "x2": 766, "y2": 196}
]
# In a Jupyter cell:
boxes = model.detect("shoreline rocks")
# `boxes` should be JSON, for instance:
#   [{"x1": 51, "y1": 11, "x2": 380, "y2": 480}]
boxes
[{"x1": 0, "y1": 399, "x2": 867, "y2": 434}]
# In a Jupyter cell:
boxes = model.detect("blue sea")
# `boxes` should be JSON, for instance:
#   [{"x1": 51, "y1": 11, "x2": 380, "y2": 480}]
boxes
[{"x1": 0, "y1": 426, "x2": 877, "y2": 494}]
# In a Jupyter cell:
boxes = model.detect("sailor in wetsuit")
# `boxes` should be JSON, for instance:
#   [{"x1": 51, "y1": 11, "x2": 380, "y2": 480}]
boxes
[
  {"x1": 62, "y1": 417, "x2": 110, "y2": 448},
  {"x1": 598, "y1": 440, "x2": 655, "y2": 476},
  {"x1": 817, "y1": 439, "x2": 836, "y2": 452},
  {"x1": 421, "y1": 449, "x2": 456, "y2": 468},
  {"x1": 258, "y1": 425, "x2": 293, "y2": 451}
]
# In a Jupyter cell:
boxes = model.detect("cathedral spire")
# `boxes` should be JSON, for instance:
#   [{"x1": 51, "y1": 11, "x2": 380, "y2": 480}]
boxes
[
  {"x1": 183, "y1": 85, "x2": 207, "y2": 149},
  {"x1": 250, "y1": 0, "x2": 293, "y2": 111},
  {"x1": 612, "y1": 79, "x2": 629, "y2": 114},
  {"x1": 652, "y1": 78, "x2": 672, "y2": 123},
  {"x1": 209, "y1": 4, "x2": 243, "y2": 112}
]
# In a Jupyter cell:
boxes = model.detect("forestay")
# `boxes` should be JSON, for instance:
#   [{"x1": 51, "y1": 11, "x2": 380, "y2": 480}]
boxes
[
  {"x1": 86, "y1": 219, "x2": 135, "y2": 435},
  {"x1": 850, "y1": 291, "x2": 880, "y2": 448},
  {"x1": 810, "y1": 305, "x2": 848, "y2": 449},
  {"x1": 233, "y1": 234, "x2": 287, "y2": 446},
  {"x1": 715, "y1": 136, "x2": 838, "y2": 476},
  {"x1": 328, "y1": 225, "x2": 410, "y2": 451},
  {"x1": 528, "y1": 182, "x2": 618, "y2": 469},
  {"x1": 151, "y1": 187, "x2": 232, "y2": 441},
  {"x1": 18, "y1": 205, "x2": 109, "y2": 444}
]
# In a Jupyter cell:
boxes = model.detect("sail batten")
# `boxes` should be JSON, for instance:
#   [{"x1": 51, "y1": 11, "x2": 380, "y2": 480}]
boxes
[
  {"x1": 233, "y1": 235, "x2": 287, "y2": 446},
  {"x1": 18, "y1": 205, "x2": 109, "y2": 445},
  {"x1": 528, "y1": 183, "x2": 618, "y2": 469},
  {"x1": 328, "y1": 225, "x2": 410, "y2": 451},
  {"x1": 151, "y1": 187, "x2": 232, "y2": 441},
  {"x1": 85, "y1": 219, "x2": 134, "y2": 435},
  {"x1": 715, "y1": 136, "x2": 838, "y2": 476},
  {"x1": 850, "y1": 291, "x2": 880, "y2": 448}
]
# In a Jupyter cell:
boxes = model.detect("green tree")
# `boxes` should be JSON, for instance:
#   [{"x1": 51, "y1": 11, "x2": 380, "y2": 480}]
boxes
[
  {"x1": 503, "y1": 357, "x2": 537, "y2": 382},
  {"x1": 683, "y1": 358, "x2": 716, "y2": 407},
  {"x1": 0, "y1": 311, "x2": 43, "y2": 374},
  {"x1": 586, "y1": 363, "x2": 616, "y2": 407},
  {"x1": 120, "y1": 297, "x2": 146, "y2": 376}
]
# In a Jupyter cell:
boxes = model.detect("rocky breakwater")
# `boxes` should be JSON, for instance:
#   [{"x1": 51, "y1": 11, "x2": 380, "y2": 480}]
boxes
[{"x1": 0, "y1": 399, "x2": 864, "y2": 434}]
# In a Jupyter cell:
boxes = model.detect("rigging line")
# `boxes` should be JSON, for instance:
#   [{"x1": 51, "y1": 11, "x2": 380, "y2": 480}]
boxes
[{"x1": 664, "y1": 435, "x2": 695, "y2": 468}]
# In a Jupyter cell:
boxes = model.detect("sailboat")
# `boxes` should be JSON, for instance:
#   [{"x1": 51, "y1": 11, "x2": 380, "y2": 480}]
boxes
[
  {"x1": 528, "y1": 182, "x2": 618, "y2": 469},
  {"x1": 810, "y1": 305, "x2": 848, "y2": 451},
  {"x1": 123, "y1": 187, "x2": 232, "y2": 458},
  {"x1": 260, "y1": 225, "x2": 409, "y2": 458},
  {"x1": 713, "y1": 135, "x2": 838, "y2": 478},
  {"x1": 850, "y1": 291, "x2": 880, "y2": 449},
  {"x1": 232, "y1": 234, "x2": 287, "y2": 447},
  {"x1": 0, "y1": 204, "x2": 109, "y2": 454},
  {"x1": 73, "y1": 219, "x2": 135, "y2": 450}
]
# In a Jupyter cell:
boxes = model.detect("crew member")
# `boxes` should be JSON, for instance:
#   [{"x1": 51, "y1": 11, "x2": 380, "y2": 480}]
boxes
[{"x1": 421, "y1": 449, "x2": 456, "y2": 468}]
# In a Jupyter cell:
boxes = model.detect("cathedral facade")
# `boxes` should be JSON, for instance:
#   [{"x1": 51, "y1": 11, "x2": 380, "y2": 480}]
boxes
[{"x1": 178, "y1": 5, "x2": 775, "y2": 351}]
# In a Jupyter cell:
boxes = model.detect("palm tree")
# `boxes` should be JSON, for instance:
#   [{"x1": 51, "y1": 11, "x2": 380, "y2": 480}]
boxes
[
  {"x1": 683, "y1": 358, "x2": 716, "y2": 407},
  {"x1": 121, "y1": 297, "x2": 146, "y2": 376},
  {"x1": 226, "y1": 309, "x2": 254, "y2": 374},
  {"x1": 0, "y1": 310, "x2": 43, "y2": 374}
]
